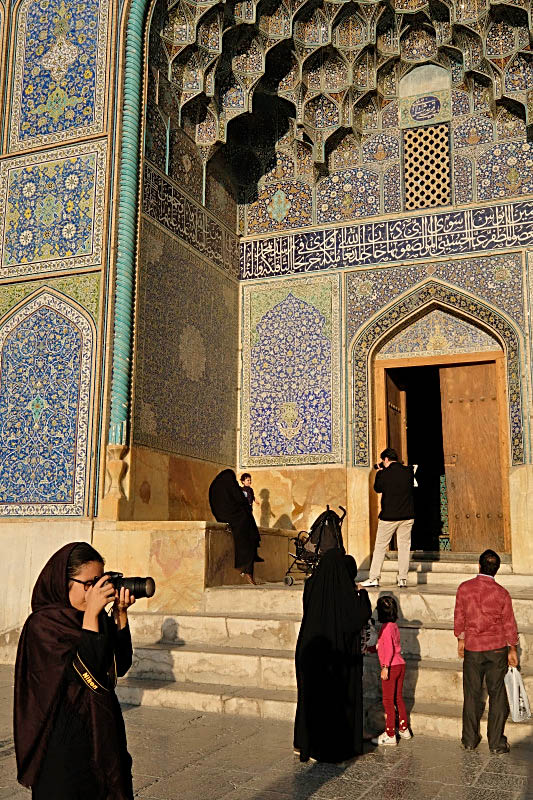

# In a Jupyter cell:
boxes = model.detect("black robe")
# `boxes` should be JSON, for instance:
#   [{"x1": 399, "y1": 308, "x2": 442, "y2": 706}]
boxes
[
  {"x1": 209, "y1": 469, "x2": 260, "y2": 573},
  {"x1": 14, "y1": 543, "x2": 134, "y2": 800},
  {"x1": 294, "y1": 549, "x2": 371, "y2": 764}
]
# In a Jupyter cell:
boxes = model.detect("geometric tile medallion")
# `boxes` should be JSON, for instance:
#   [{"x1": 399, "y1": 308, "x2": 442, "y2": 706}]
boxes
[
  {"x1": 0, "y1": 140, "x2": 106, "y2": 278},
  {"x1": 9, "y1": 0, "x2": 109, "y2": 151},
  {"x1": 241, "y1": 275, "x2": 341, "y2": 466},
  {"x1": 0, "y1": 290, "x2": 94, "y2": 516}
]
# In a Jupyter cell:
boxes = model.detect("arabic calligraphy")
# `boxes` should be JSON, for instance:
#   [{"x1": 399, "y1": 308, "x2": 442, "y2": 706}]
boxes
[
  {"x1": 241, "y1": 200, "x2": 533, "y2": 279},
  {"x1": 410, "y1": 95, "x2": 441, "y2": 122},
  {"x1": 142, "y1": 163, "x2": 240, "y2": 278}
]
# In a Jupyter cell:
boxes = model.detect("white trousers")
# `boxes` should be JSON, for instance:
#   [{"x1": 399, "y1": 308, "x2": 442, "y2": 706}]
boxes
[{"x1": 368, "y1": 518, "x2": 414, "y2": 581}]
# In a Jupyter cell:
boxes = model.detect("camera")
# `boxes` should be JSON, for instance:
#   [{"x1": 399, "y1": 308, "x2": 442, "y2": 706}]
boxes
[
  {"x1": 103, "y1": 571, "x2": 156, "y2": 599},
  {"x1": 373, "y1": 461, "x2": 384, "y2": 470}
]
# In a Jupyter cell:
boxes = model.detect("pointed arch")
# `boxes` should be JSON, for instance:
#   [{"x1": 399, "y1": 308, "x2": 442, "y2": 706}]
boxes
[
  {"x1": 0, "y1": 289, "x2": 95, "y2": 515},
  {"x1": 350, "y1": 280, "x2": 524, "y2": 467}
]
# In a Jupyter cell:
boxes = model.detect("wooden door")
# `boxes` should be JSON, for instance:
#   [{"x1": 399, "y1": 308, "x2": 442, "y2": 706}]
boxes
[
  {"x1": 386, "y1": 371, "x2": 407, "y2": 463},
  {"x1": 439, "y1": 362, "x2": 505, "y2": 552}
]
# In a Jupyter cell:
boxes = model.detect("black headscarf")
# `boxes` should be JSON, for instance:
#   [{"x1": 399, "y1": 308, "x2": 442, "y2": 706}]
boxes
[
  {"x1": 14, "y1": 543, "x2": 133, "y2": 798},
  {"x1": 209, "y1": 469, "x2": 260, "y2": 569},
  {"x1": 294, "y1": 549, "x2": 371, "y2": 763}
]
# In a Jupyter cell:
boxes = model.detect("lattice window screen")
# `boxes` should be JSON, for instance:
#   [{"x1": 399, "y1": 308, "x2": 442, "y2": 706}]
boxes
[{"x1": 403, "y1": 124, "x2": 451, "y2": 211}]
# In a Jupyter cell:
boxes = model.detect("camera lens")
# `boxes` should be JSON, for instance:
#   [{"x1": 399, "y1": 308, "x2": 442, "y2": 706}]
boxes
[{"x1": 119, "y1": 577, "x2": 156, "y2": 599}]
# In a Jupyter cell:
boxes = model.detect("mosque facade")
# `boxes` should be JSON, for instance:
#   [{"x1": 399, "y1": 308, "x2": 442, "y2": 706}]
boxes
[{"x1": 2, "y1": 0, "x2": 533, "y2": 623}]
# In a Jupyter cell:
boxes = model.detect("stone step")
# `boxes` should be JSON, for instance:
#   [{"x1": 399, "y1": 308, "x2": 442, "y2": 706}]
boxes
[
  {"x1": 394, "y1": 622, "x2": 533, "y2": 663},
  {"x1": 117, "y1": 678, "x2": 297, "y2": 721},
  {"x1": 128, "y1": 612, "x2": 300, "y2": 651},
  {"x1": 130, "y1": 643, "x2": 296, "y2": 690},
  {"x1": 129, "y1": 583, "x2": 533, "y2": 648},
  {"x1": 360, "y1": 568, "x2": 531, "y2": 589},
  {"x1": 203, "y1": 581, "x2": 533, "y2": 619},
  {"x1": 130, "y1": 630, "x2": 533, "y2": 692},
  {"x1": 380, "y1": 559, "x2": 513, "y2": 574},
  {"x1": 363, "y1": 657, "x2": 533, "y2": 704},
  {"x1": 116, "y1": 679, "x2": 533, "y2": 746},
  {"x1": 366, "y1": 700, "x2": 533, "y2": 746},
  {"x1": 204, "y1": 585, "x2": 304, "y2": 616},
  {"x1": 129, "y1": 611, "x2": 533, "y2": 663}
]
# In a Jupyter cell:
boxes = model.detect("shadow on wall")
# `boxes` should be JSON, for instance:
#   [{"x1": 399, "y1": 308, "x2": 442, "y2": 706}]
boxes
[
  {"x1": 126, "y1": 616, "x2": 185, "y2": 692},
  {"x1": 259, "y1": 488, "x2": 275, "y2": 529},
  {"x1": 258, "y1": 488, "x2": 297, "y2": 530}
]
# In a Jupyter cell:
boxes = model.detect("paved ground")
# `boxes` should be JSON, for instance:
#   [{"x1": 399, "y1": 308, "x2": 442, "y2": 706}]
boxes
[{"x1": 1, "y1": 666, "x2": 532, "y2": 800}]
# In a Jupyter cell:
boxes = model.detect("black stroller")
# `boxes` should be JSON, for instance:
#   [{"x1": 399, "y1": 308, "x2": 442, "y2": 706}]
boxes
[{"x1": 284, "y1": 505, "x2": 346, "y2": 586}]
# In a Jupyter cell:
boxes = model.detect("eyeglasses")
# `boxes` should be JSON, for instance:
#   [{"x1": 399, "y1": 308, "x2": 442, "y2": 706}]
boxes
[{"x1": 70, "y1": 576, "x2": 101, "y2": 591}]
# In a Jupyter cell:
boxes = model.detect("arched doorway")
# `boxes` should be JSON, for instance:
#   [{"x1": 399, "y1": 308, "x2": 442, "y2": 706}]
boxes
[{"x1": 372, "y1": 308, "x2": 510, "y2": 554}]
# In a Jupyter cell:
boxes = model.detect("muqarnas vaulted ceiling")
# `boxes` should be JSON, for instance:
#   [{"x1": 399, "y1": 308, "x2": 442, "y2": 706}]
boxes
[{"x1": 147, "y1": 0, "x2": 532, "y2": 163}]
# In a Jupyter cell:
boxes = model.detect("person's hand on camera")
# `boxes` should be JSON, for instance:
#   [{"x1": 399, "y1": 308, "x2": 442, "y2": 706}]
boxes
[
  {"x1": 83, "y1": 576, "x2": 115, "y2": 632},
  {"x1": 113, "y1": 586, "x2": 135, "y2": 630}
]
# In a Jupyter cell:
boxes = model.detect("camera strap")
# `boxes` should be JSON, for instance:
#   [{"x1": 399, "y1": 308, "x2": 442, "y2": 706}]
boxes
[{"x1": 73, "y1": 652, "x2": 110, "y2": 695}]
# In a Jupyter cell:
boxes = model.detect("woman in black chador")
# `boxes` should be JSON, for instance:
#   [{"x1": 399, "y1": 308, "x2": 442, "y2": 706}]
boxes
[
  {"x1": 14, "y1": 542, "x2": 135, "y2": 799},
  {"x1": 294, "y1": 549, "x2": 371, "y2": 764},
  {"x1": 209, "y1": 469, "x2": 261, "y2": 584}
]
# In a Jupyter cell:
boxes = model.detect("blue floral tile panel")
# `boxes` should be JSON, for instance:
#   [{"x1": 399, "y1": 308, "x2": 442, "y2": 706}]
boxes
[
  {"x1": 0, "y1": 290, "x2": 94, "y2": 516},
  {"x1": 9, "y1": 0, "x2": 109, "y2": 151},
  {"x1": 0, "y1": 140, "x2": 107, "y2": 278},
  {"x1": 241, "y1": 276, "x2": 341, "y2": 466}
]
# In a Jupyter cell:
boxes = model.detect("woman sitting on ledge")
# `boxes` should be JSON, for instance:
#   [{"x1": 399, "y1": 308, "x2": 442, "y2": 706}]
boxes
[{"x1": 209, "y1": 468, "x2": 262, "y2": 585}]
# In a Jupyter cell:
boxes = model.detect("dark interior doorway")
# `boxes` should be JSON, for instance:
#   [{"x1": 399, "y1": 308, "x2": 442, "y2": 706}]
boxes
[{"x1": 386, "y1": 365, "x2": 445, "y2": 550}]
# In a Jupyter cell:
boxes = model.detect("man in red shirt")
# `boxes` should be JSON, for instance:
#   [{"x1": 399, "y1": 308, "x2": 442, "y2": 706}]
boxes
[{"x1": 454, "y1": 549, "x2": 519, "y2": 754}]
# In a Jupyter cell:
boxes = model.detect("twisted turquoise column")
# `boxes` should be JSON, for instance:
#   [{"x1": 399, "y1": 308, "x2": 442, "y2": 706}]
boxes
[{"x1": 108, "y1": 0, "x2": 147, "y2": 445}]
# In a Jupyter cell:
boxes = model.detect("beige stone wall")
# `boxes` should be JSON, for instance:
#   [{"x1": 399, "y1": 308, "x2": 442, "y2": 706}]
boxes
[
  {"x1": 0, "y1": 520, "x2": 93, "y2": 658},
  {"x1": 92, "y1": 521, "x2": 291, "y2": 615},
  {"x1": 509, "y1": 466, "x2": 533, "y2": 574},
  {"x1": 127, "y1": 446, "x2": 229, "y2": 522},
  {"x1": 244, "y1": 465, "x2": 374, "y2": 570}
]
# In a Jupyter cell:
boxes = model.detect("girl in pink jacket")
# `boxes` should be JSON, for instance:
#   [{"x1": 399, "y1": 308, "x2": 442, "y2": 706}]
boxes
[{"x1": 372, "y1": 595, "x2": 412, "y2": 746}]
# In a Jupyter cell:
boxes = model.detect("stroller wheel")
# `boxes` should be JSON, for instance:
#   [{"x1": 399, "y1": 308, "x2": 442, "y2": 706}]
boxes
[{"x1": 284, "y1": 575, "x2": 294, "y2": 586}]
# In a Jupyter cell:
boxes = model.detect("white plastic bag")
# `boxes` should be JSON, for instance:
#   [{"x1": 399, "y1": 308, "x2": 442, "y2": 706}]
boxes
[
  {"x1": 361, "y1": 619, "x2": 378, "y2": 655},
  {"x1": 504, "y1": 667, "x2": 531, "y2": 722}
]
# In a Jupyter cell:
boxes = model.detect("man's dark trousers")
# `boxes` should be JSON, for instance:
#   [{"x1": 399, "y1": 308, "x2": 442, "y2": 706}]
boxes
[{"x1": 462, "y1": 647, "x2": 509, "y2": 750}]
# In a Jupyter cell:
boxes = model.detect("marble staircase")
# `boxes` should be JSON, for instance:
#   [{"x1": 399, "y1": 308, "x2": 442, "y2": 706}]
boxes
[{"x1": 118, "y1": 561, "x2": 533, "y2": 744}]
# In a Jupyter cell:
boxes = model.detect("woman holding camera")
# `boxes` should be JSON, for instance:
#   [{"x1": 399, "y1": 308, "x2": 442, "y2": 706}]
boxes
[{"x1": 14, "y1": 542, "x2": 135, "y2": 799}]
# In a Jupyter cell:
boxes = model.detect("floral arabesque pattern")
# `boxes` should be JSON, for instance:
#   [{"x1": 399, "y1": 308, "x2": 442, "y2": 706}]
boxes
[
  {"x1": 242, "y1": 278, "x2": 341, "y2": 466},
  {"x1": 376, "y1": 309, "x2": 500, "y2": 359},
  {"x1": 0, "y1": 141, "x2": 106, "y2": 279},
  {"x1": 10, "y1": 0, "x2": 109, "y2": 151},
  {"x1": 477, "y1": 142, "x2": 533, "y2": 200},
  {"x1": 250, "y1": 293, "x2": 332, "y2": 458},
  {"x1": 0, "y1": 292, "x2": 93, "y2": 515}
]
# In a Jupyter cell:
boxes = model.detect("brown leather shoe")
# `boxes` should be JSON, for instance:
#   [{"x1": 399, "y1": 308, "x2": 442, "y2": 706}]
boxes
[{"x1": 241, "y1": 573, "x2": 257, "y2": 585}]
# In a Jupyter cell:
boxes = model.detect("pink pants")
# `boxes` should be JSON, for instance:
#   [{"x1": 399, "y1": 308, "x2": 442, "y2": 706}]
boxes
[{"x1": 381, "y1": 664, "x2": 409, "y2": 737}]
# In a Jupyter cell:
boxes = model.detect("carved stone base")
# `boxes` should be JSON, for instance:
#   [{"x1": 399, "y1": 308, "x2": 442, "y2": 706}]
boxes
[{"x1": 98, "y1": 444, "x2": 132, "y2": 520}]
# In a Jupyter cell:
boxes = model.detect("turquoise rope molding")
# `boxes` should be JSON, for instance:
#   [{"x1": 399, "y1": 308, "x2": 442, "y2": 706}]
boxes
[{"x1": 108, "y1": 0, "x2": 147, "y2": 445}]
